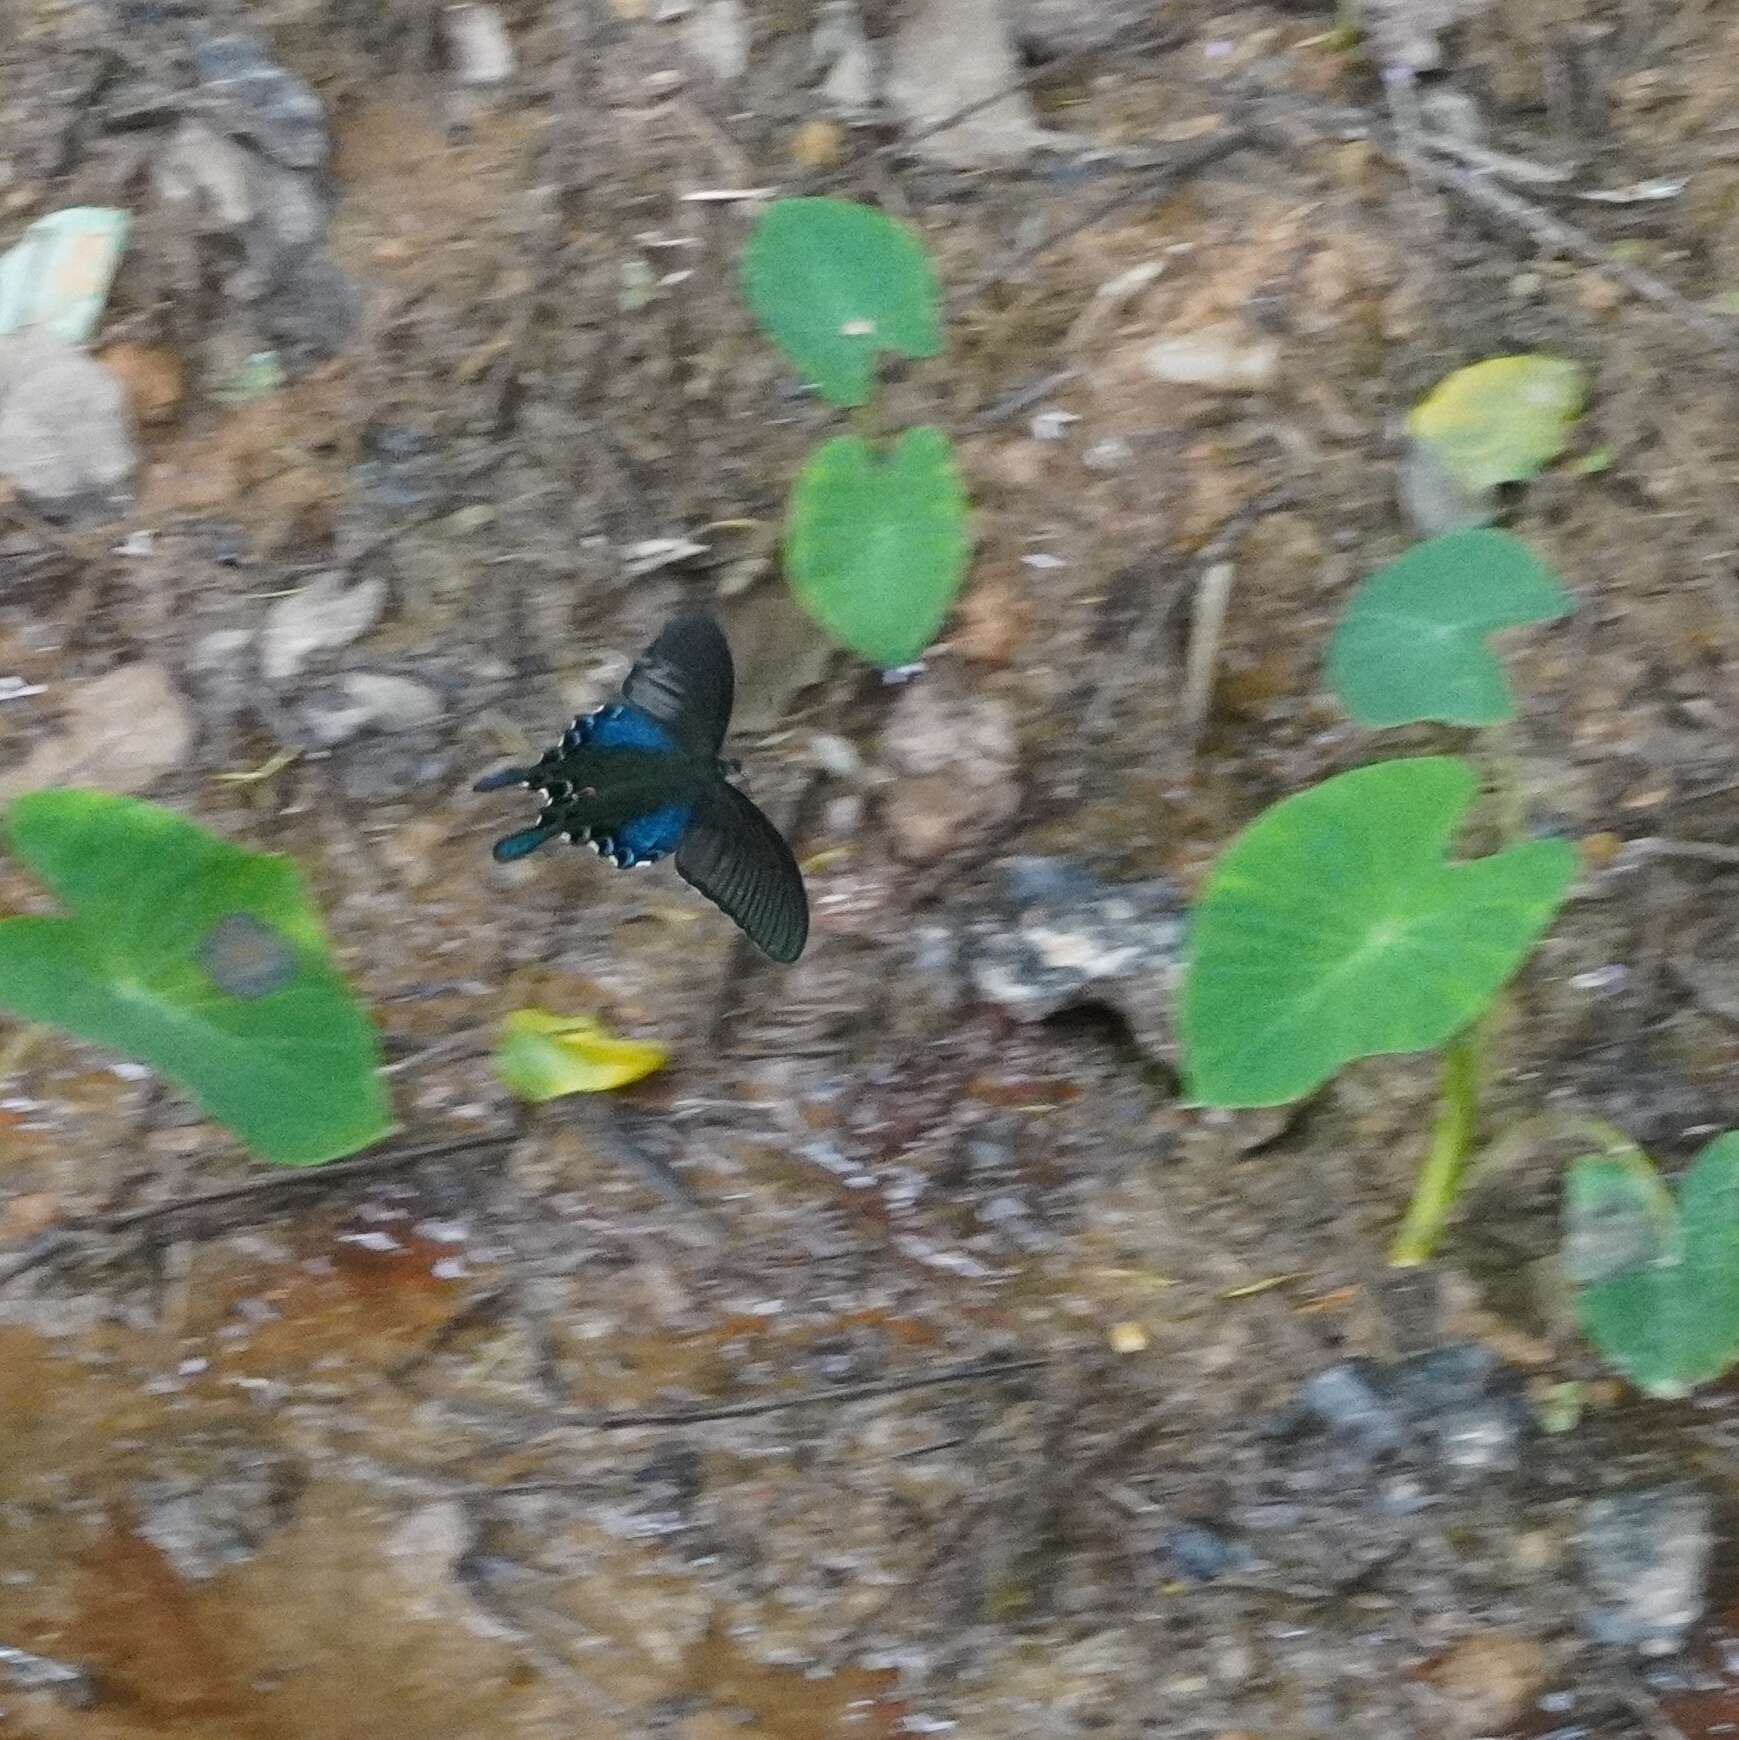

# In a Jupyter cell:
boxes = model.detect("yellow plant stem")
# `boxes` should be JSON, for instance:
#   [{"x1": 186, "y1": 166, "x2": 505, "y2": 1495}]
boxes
[
  {"x1": 1388, "y1": 732, "x2": 1530, "y2": 1264},
  {"x1": 1390, "y1": 1019, "x2": 1481, "y2": 1265}
]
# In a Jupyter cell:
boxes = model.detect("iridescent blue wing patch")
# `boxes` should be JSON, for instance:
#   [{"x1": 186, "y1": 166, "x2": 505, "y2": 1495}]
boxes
[
  {"x1": 594, "y1": 800, "x2": 693, "y2": 868},
  {"x1": 676, "y1": 784, "x2": 808, "y2": 963},
  {"x1": 562, "y1": 702, "x2": 681, "y2": 754},
  {"x1": 618, "y1": 613, "x2": 734, "y2": 758}
]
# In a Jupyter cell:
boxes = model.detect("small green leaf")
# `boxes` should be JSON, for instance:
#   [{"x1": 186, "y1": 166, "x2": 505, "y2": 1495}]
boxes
[
  {"x1": 1326, "y1": 529, "x2": 1572, "y2": 728},
  {"x1": 0, "y1": 790, "x2": 390, "y2": 1165},
  {"x1": 493, "y1": 1008, "x2": 668, "y2": 1101},
  {"x1": 210, "y1": 350, "x2": 285, "y2": 405},
  {"x1": 741, "y1": 197, "x2": 941, "y2": 407},
  {"x1": 784, "y1": 427, "x2": 969, "y2": 666},
  {"x1": 1568, "y1": 1134, "x2": 1739, "y2": 1398},
  {"x1": 1181, "y1": 757, "x2": 1575, "y2": 1106},
  {"x1": 1407, "y1": 354, "x2": 1586, "y2": 491}
]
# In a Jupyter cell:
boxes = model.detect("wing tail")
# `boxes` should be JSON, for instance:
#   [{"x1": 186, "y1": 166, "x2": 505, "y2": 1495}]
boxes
[{"x1": 474, "y1": 764, "x2": 536, "y2": 792}]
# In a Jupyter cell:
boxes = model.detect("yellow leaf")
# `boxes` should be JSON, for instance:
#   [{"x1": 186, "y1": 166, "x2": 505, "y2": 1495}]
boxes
[
  {"x1": 493, "y1": 1008, "x2": 668, "y2": 1101},
  {"x1": 1407, "y1": 355, "x2": 1586, "y2": 491}
]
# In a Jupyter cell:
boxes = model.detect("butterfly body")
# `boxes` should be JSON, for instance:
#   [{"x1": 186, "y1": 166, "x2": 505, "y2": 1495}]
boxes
[{"x1": 475, "y1": 615, "x2": 808, "y2": 961}]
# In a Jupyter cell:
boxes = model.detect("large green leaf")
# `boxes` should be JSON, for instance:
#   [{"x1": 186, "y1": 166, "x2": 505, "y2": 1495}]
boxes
[
  {"x1": 1568, "y1": 1134, "x2": 1739, "y2": 1398},
  {"x1": 1406, "y1": 354, "x2": 1586, "y2": 492},
  {"x1": 0, "y1": 790, "x2": 390, "y2": 1164},
  {"x1": 784, "y1": 427, "x2": 969, "y2": 666},
  {"x1": 1326, "y1": 530, "x2": 1572, "y2": 727},
  {"x1": 1181, "y1": 757, "x2": 1575, "y2": 1106},
  {"x1": 741, "y1": 197, "x2": 941, "y2": 407}
]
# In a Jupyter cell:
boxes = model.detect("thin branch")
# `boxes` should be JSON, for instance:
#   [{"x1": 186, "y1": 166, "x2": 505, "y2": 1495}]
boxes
[
  {"x1": 1416, "y1": 155, "x2": 1739, "y2": 363},
  {"x1": 861, "y1": 27, "x2": 1188, "y2": 175},
  {"x1": 0, "y1": 1133, "x2": 517, "y2": 1294},
  {"x1": 946, "y1": 126, "x2": 1251, "y2": 312},
  {"x1": 551, "y1": 1353, "x2": 1049, "y2": 1431},
  {"x1": 99, "y1": 1131, "x2": 514, "y2": 1232}
]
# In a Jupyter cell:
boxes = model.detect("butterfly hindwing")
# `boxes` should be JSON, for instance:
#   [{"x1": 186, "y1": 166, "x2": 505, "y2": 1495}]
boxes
[
  {"x1": 675, "y1": 783, "x2": 808, "y2": 963},
  {"x1": 618, "y1": 613, "x2": 734, "y2": 759}
]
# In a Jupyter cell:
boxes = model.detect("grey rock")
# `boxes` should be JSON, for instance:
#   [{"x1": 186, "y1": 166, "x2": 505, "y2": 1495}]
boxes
[
  {"x1": 1278, "y1": 1344, "x2": 1526, "y2": 1486},
  {"x1": 686, "y1": 0, "x2": 750, "y2": 81},
  {"x1": 354, "y1": 426, "x2": 443, "y2": 516},
  {"x1": 813, "y1": 0, "x2": 877, "y2": 109},
  {"x1": 389, "y1": 1499, "x2": 476, "y2": 1584},
  {"x1": 191, "y1": 30, "x2": 329, "y2": 169},
  {"x1": 293, "y1": 669, "x2": 453, "y2": 797},
  {"x1": 1362, "y1": 0, "x2": 1496, "y2": 73},
  {"x1": 1007, "y1": 0, "x2": 1150, "y2": 56},
  {"x1": 0, "y1": 331, "x2": 135, "y2": 514},
  {"x1": 1399, "y1": 437, "x2": 1497, "y2": 536},
  {"x1": 135, "y1": 1450, "x2": 298, "y2": 1581},
  {"x1": 154, "y1": 119, "x2": 331, "y2": 303},
  {"x1": 1143, "y1": 325, "x2": 1280, "y2": 392},
  {"x1": 298, "y1": 671, "x2": 444, "y2": 747},
  {"x1": 237, "y1": 148, "x2": 330, "y2": 292},
  {"x1": 1392, "y1": 1343, "x2": 1525, "y2": 1481},
  {"x1": 887, "y1": 0, "x2": 1057, "y2": 166},
  {"x1": 1160, "y1": 1522, "x2": 1259, "y2": 1584},
  {"x1": 337, "y1": 670, "x2": 444, "y2": 730},
  {"x1": 1418, "y1": 85, "x2": 1486, "y2": 148},
  {"x1": 0, "y1": 1645, "x2": 97, "y2": 1710},
  {"x1": 879, "y1": 678, "x2": 1020, "y2": 865},
  {"x1": 189, "y1": 626, "x2": 257, "y2": 672},
  {"x1": 334, "y1": 732, "x2": 453, "y2": 800},
  {"x1": 950, "y1": 856, "x2": 1185, "y2": 1059},
  {"x1": 261, "y1": 571, "x2": 387, "y2": 682},
  {"x1": 442, "y1": 3, "x2": 516, "y2": 86},
  {"x1": 1580, "y1": 1484, "x2": 1711, "y2": 1655},
  {"x1": 154, "y1": 117, "x2": 256, "y2": 233},
  {"x1": 0, "y1": 662, "x2": 194, "y2": 800},
  {"x1": 1294, "y1": 1361, "x2": 1409, "y2": 1459},
  {"x1": 260, "y1": 253, "x2": 360, "y2": 371}
]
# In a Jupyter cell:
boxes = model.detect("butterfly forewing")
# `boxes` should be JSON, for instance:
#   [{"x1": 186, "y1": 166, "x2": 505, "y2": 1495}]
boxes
[
  {"x1": 619, "y1": 613, "x2": 735, "y2": 760},
  {"x1": 676, "y1": 783, "x2": 808, "y2": 963}
]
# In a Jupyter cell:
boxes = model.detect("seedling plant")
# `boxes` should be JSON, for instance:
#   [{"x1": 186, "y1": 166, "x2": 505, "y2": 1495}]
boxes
[
  {"x1": 740, "y1": 197, "x2": 969, "y2": 667},
  {"x1": 1182, "y1": 527, "x2": 1577, "y2": 1264}
]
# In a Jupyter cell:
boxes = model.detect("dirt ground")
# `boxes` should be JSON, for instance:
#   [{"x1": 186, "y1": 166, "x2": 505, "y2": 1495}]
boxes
[{"x1": 4, "y1": 0, "x2": 1739, "y2": 1735}]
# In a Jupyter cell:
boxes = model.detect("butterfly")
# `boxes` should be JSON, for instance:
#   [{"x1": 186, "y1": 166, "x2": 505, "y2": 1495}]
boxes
[{"x1": 473, "y1": 613, "x2": 809, "y2": 963}]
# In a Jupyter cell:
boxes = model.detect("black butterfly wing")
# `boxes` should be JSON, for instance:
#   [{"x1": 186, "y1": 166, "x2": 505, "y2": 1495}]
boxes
[
  {"x1": 675, "y1": 782, "x2": 808, "y2": 962},
  {"x1": 619, "y1": 613, "x2": 735, "y2": 759}
]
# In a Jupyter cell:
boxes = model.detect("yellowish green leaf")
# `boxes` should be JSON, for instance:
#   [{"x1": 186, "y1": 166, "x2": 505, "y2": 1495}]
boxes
[
  {"x1": 494, "y1": 1008, "x2": 668, "y2": 1101},
  {"x1": 1407, "y1": 355, "x2": 1586, "y2": 492}
]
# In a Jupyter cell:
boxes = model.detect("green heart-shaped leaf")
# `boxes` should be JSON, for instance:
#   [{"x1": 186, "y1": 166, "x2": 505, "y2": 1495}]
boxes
[
  {"x1": 1568, "y1": 1134, "x2": 1739, "y2": 1398},
  {"x1": 741, "y1": 197, "x2": 941, "y2": 407},
  {"x1": 0, "y1": 790, "x2": 390, "y2": 1165},
  {"x1": 1407, "y1": 354, "x2": 1586, "y2": 492},
  {"x1": 1181, "y1": 756, "x2": 1575, "y2": 1106},
  {"x1": 784, "y1": 426, "x2": 969, "y2": 666},
  {"x1": 1327, "y1": 529, "x2": 1573, "y2": 727}
]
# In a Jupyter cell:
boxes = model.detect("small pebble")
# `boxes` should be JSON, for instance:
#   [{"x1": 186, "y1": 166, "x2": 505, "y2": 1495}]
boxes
[
  {"x1": 1143, "y1": 323, "x2": 1278, "y2": 392},
  {"x1": 1579, "y1": 1483, "x2": 1711, "y2": 1655},
  {"x1": 790, "y1": 118, "x2": 845, "y2": 168},
  {"x1": 443, "y1": 3, "x2": 515, "y2": 86}
]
